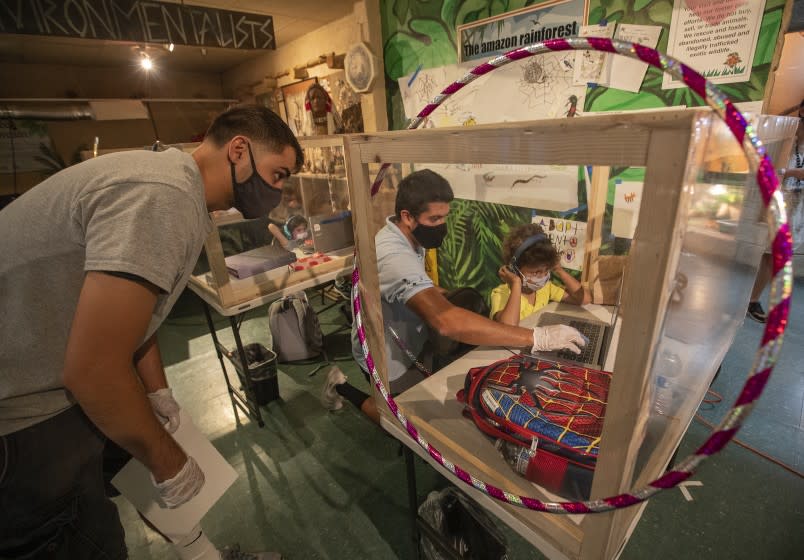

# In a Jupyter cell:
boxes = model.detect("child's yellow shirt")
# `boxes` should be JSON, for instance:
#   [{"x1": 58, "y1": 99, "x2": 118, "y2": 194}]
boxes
[{"x1": 488, "y1": 282, "x2": 565, "y2": 321}]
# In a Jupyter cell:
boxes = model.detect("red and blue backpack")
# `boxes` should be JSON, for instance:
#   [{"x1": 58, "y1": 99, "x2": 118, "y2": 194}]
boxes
[{"x1": 457, "y1": 354, "x2": 612, "y2": 500}]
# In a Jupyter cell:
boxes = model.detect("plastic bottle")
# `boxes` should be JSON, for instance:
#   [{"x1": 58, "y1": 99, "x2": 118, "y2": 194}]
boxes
[{"x1": 654, "y1": 350, "x2": 682, "y2": 417}]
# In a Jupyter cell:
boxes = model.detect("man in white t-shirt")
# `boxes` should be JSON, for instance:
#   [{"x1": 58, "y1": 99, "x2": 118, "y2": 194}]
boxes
[
  {"x1": 0, "y1": 106, "x2": 302, "y2": 560},
  {"x1": 323, "y1": 170, "x2": 586, "y2": 424}
]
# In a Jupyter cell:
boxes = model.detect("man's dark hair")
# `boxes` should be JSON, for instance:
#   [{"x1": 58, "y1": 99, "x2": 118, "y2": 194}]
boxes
[
  {"x1": 395, "y1": 169, "x2": 454, "y2": 218},
  {"x1": 205, "y1": 105, "x2": 304, "y2": 172},
  {"x1": 502, "y1": 223, "x2": 559, "y2": 269}
]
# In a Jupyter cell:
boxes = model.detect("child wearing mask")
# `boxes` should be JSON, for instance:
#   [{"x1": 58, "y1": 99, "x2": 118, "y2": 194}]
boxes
[
  {"x1": 490, "y1": 223, "x2": 590, "y2": 326},
  {"x1": 268, "y1": 214, "x2": 311, "y2": 251}
]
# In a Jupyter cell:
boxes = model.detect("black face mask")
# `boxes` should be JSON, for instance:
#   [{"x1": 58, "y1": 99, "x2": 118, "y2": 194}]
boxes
[
  {"x1": 412, "y1": 221, "x2": 448, "y2": 249},
  {"x1": 230, "y1": 144, "x2": 282, "y2": 219}
]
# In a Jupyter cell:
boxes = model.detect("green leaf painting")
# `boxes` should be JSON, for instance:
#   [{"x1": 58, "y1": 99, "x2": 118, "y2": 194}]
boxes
[{"x1": 438, "y1": 199, "x2": 532, "y2": 299}]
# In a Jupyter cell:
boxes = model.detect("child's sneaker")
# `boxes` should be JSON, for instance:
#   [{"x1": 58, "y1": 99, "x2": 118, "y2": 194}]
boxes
[
  {"x1": 321, "y1": 367, "x2": 347, "y2": 411},
  {"x1": 746, "y1": 301, "x2": 767, "y2": 323}
]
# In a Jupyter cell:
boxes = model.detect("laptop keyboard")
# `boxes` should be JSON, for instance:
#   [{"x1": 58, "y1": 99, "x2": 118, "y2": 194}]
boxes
[{"x1": 557, "y1": 320, "x2": 602, "y2": 364}]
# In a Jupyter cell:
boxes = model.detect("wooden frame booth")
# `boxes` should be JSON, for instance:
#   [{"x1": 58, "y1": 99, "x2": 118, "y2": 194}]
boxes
[
  {"x1": 190, "y1": 134, "x2": 355, "y2": 310},
  {"x1": 343, "y1": 109, "x2": 797, "y2": 560}
]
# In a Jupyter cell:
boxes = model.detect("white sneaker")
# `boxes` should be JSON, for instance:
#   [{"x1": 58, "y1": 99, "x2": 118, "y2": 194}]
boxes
[{"x1": 321, "y1": 366, "x2": 347, "y2": 411}]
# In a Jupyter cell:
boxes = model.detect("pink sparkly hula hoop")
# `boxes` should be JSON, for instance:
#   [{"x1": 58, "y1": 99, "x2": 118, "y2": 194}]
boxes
[{"x1": 352, "y1": 37, "x2": 793, "y2": 514}]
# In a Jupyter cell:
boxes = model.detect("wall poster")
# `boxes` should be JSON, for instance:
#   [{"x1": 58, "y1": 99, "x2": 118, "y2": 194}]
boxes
[
  {"x1": 663, "y1": 0, "x2": 766, "y2": 89},
  {"x1": 457, "y1": 0, "x2": 588, "y2": 63},
  {"x1": 532, "y1": 214, "x2": 587, "y2": 271}
]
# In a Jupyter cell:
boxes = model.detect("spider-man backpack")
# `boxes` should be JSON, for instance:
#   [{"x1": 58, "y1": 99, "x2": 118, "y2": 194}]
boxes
[{"x1": 457, "y1": 354, "x2": 612, "y2": 500}]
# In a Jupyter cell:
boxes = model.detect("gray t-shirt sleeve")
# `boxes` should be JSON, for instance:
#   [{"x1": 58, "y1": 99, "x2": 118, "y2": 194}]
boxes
[
  {"x1": 377, "y1": 244, "x2": 434, "y2": 305},
  {"x1": 76, "y1": 182, "x2": 200, "y2": 293}
]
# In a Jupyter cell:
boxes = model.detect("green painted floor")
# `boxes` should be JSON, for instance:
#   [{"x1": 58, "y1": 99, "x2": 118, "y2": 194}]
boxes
[{"x1": 119, "y1": 282, "x2": 804, "y2": 560}]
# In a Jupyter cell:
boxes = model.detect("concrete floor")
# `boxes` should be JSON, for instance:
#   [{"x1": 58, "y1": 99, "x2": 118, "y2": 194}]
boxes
[{"x1": 118, "y1": 281, "x2": 804, "y2": 559}]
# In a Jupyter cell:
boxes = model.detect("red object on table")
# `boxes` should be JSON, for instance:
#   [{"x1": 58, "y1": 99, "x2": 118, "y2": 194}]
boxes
[{"x1": 291, "y1": 252, "x2": 333, "y2": 271}]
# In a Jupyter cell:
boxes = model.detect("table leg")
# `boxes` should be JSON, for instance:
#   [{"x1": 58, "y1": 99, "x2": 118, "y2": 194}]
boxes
[
  {"x1": 405, "y1": 447, "x2": 421, "y2": 560},
  {"x1": 199, "y1": 300, "x2": 264, "y2": 428}
]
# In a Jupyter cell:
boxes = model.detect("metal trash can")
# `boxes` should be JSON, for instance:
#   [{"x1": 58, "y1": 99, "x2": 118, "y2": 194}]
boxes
[{"x1": 228, "y1": 343, "x2": 279, "y2": 406}]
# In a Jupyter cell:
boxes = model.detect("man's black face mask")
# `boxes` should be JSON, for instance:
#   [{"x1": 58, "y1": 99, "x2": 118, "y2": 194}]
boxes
[
  {"x1": 412, "y1": 220, "x2": 448, "y2": 249},
  {"x1": 230, "y1": 144, "x2": 282, "y2": 219}
]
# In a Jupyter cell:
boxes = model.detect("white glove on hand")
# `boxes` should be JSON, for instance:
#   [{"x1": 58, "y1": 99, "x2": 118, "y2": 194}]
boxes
[
  {"x1": 532, "y1": 325, "x2": 588, "y2": 355},
  {"x1": 152, "y1": 456, "x2": 205, "y2": 509},
  {"x1": 147, "y1": 388, "x2": 181, "y2": 433}
]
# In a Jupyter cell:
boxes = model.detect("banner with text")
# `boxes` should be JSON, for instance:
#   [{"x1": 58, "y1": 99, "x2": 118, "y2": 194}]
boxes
[
  {"x1": 457, "y1": 0, "x2": 587, "y2": 63},
  {"x1": 0, "y1": 0, "x2": 275, "y2": 50}
]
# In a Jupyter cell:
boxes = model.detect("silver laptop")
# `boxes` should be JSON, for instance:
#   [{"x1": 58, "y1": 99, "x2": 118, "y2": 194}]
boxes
[
  {"x1": 225, "y1": 245, "x2": 297, "y2": 279},
  {"x1": 309, "y1": 211, "x2": 354, "y2": 254},
  {"x1": 534, "y1": 276, "x2": 623, "y2": 369}
]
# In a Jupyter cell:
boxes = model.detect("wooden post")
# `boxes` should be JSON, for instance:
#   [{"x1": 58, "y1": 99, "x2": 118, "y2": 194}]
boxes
[
  {"x1": 582, "y1": 165, "x2": 610, "y2": 296},
  {"x1": 343, "y1": 136, "x2": 391, "y2": 395},
  {"x1": 580, "y1": 126, "x2": 695, "y2": 560}
]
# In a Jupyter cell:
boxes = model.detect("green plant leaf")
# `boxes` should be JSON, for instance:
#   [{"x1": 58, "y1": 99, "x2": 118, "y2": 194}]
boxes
[
  {"x1": 647, "y1": 0, "x2": 672, "y2": 23},
  {"x1": 634, "y1": 0, "x2": 653, "y2": 11},
  {"x1": 392, "y1": 0, "x2": 410, "y2": 26},
  {"x1": 456, "y1": 0, "x2": 492, "y2": 26},
  {"x1": 588, "y1": 6, "x2": 605, "y2": 24},
  {"x1": 384, "y1": 34, "x2": 421, "y2": 80},
  {"x1": 410, "y1": 17, "x2": 460, "y2": 65},
  {"x1": 441, "y1": 0, "x2": 462, "y2": 27}
]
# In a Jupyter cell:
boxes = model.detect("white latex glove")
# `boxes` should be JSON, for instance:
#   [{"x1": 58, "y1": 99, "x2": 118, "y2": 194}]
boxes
[
  {"x1": 147, "y1": 387, "x2": 181, "y2": 433},
  {"x1": 152, "y1": 456, "x2": 205, "y2": 509},
  {"x1": 532, "y1": 325, "x2": 588, "y2": 355}
]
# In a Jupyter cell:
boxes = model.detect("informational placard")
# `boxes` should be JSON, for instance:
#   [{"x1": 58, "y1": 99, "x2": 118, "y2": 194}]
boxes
[
  {"x1": 532, "y1": 214, "x2": 587, "y2": 271},
  {"x1": 663, "y1": 0, "x2": 766, "y2": 89},
  {"x1": 457, "y1": 0, "x2": 586, "y2": 63},
  {"x1": 612, "y1": 180, "x2": 644, "y2": 239}
]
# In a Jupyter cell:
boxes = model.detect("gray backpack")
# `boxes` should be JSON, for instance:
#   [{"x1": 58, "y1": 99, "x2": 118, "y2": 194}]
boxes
[{"x1": 268, "y1": 292, "x2": 324, "y2": 362}]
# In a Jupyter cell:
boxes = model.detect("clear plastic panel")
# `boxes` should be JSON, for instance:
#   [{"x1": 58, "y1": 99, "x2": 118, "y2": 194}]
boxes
[{"x1": 632, "y1": 113, "x2": 799, "y2": 485}]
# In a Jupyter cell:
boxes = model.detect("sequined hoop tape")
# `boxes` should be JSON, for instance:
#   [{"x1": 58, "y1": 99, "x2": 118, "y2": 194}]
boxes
[{"x1": 353, "y1": 37, "x2": 793, "y2": 514}]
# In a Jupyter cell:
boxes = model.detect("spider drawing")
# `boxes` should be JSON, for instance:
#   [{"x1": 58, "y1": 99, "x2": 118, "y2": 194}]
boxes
[
  {"x1": 414, "y1": 74, "x2": 437, "y2": 103},
  {"x1": 522, "y1": 59, "x2": 546, "y2": 85}
]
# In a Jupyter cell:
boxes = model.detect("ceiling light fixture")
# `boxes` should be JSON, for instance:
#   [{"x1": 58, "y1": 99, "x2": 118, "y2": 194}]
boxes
[
  {"x1": 140, "y1": 54, "x2": 153, "y2": 70},
  {"x1": 168, "y1": 43, "x2": 175, "y2": 52}
]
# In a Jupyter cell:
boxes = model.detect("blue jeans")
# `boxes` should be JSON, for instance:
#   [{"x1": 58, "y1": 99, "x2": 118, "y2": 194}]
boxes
[{"x1": 0, "y1": 406, "x2": 127, "y2": 559}]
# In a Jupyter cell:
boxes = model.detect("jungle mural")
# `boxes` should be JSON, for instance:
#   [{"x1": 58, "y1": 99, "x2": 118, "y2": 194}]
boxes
[{"x1": 380, "y1": 0, "x2": 786, "y2": 298}]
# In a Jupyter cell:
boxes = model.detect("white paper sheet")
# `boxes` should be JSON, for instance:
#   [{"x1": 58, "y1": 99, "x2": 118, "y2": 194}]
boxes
[
  {"x1": 532, "y1": 214, "x2": 587, "y2": 271},
  {"x1": 111, "y1": 410, "x2": 238, "y2": 540},
  {"x1": 609, "y1": 24, "x2": 663, "y2": 93},
  {"x1": 612, "y1": 180, "x2": 644, "y2": 239},
  {"x1": 573, "y1": 22, "x2": 617, "y2": 86}
]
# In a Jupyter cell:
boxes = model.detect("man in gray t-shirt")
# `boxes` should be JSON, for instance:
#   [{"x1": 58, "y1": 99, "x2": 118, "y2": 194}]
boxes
[
  {"x1": 0, "y1": 105, "x2": 302, "y2": 559},
  {"x1": 328, "y1": 170, "x2": 586, "y2": 425}
]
